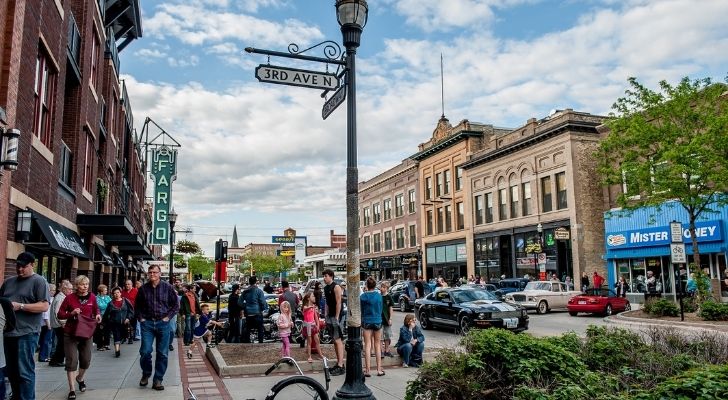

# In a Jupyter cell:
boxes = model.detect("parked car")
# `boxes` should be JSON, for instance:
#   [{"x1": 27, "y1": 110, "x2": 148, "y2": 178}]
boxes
[
  {"x1": 390, "y1": 280, "x2": 433, "y2": 312},
  {"x1": 414, "y1": 287, "x2": 528, "y2": 334},
  {"x1": 497, "y1": 278, "x2": 530, "y2": 295},
  {"x1": 567, "y1": 288, "x2": 631, "y2": 316},
  {"x1": 504, "y1": 281, "x2": 583, "y2": 314},
  {"x1": 462, "y1": 283, "x2": 504, "y2": 300}
]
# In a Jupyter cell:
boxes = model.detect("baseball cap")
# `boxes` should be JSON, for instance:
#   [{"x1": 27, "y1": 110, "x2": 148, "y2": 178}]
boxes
[{"x1": 16, "y1": 252, "x2": 36, "y2": 267}]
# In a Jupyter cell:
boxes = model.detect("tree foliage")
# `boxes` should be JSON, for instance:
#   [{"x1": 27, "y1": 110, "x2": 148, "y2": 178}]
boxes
[
  {"x1": 596, "y1": 76, "x2": 728, "y2": 267},
  {"x1": 187, "y1": 254, "x2": 215, "y2": 279},
  {"x1": 245, "y1": 254, "x2": 292, "y2": 277}
]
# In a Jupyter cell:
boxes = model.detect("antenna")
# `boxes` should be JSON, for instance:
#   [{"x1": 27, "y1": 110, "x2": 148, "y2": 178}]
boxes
[{"x1": 440, "y1": 53, "x2": 445, "y2": 119}]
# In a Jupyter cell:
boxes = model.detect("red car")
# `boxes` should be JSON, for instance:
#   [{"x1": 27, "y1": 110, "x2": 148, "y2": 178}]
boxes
[{"x1": 567, "y1": 288, "x2": 630, "y2": 316}]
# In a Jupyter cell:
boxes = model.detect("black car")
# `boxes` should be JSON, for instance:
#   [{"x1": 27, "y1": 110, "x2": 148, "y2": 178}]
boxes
[
  {"x1": 414, "y1": 288, "x2": 528, "y2": 334},
  {"x1": 389, "y1": 280, "x2": 432, "y2": 312},
  {"x1": 497, "y1": 278, "x2": 530, "y2": 295},
  {"x1": 462, "y1": 283, "x2": 505, "y2": 300}
]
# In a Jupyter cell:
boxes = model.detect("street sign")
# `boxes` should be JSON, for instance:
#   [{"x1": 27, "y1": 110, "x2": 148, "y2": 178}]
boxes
[
  {"x1": 322, "y1": 84, "x2": 346, "y2": 120},
  {"x1": 538, "y1": 253, "x2": 547, "y2": 265},
  {"x1": 255, "y1": 64, "x2": 339, "y2": 91},
  {"x1": 670, "y1": 221, "x2": 683, "y2": 243},
  {"x1": 670, "y1": 243, "x2": 687, "y2": 264}
]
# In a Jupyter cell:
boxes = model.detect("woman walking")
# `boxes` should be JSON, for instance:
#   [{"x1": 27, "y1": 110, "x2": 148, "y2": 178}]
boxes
[
  {"x1": 57, "y1": 275, "x2": 102, "y2": 399},
  {"x1": 180, "y1": 284, "x2": 201, "y2": 347},
  {"x1": 94, "y1": 284, "x2": 111, "y2": 351},
  {"x1": 103, "y1": 287, "x2": 134, "y2": 358},
  {"x1": 360, "y1": 277, "x2": 384, "y2": 377}
]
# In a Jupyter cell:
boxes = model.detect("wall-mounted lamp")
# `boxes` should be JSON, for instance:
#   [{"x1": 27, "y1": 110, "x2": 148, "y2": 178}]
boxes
[
  {"x1": 16, "y1": 210, "x2": 32, "y2": 242},
  {"x1": 1, "y1": 128, "x2": 21, "y2": 170}
]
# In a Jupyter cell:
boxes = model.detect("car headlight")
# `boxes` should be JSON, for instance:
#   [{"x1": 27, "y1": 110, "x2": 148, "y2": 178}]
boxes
[{"x1": 478, "y1": 312, "x2": 491, "y2": 319}]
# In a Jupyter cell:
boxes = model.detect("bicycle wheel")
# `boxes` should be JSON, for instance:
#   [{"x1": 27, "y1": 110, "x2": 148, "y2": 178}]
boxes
[{"x1": 265, "y1": 375, "x2": 328, "y2": 400}]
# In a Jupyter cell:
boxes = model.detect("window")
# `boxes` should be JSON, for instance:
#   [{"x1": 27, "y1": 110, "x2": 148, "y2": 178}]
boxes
[
  {"x1": 621, "y1": 166, "x2": 640, "y2": 199},
  {"x1": 510, "y1": 185, "x2": 519, "y2": 218},
  {"x1": 541, "y1": 176, "x2": 552, "y2": 212},
  {"x1": 437, "y1": 207, "x2": 444, "y2": 233},
  {"x1": 90, "y1": 32, "x2": 100, "y2": 88},
  {"x1": 373, "y1": 233, "x2": 381, "y2": 252},
  {"x1": 426, "y1": 210, "x2": 433, "y2": 235},
  {"x1": 408, "y1": 189, "x2": 416, "y2": 213},
  {"x1": 83, "y1": 133, "x2": 94, "y2": 192},
  {"x1": 363, "y1": 236, "x2": 371, "y2": 253},
  {"x1": 498, "y1": 188, "x2": 508, "y2": 220},
  {"x1": 425, "y1": 177, "x2": 432, "y2": 200},
  {"x1": 474, "y1": 195, "x2": 484, "y2": 225},
  {"x1": 444, "y1": 205, "x2": 452, "y2": 232},
  {"x1": 373, "y1": 203, "x2": 381, "y2": 224},
  {"x1": 522, "y1": 182, "x2": 532, "y2": 216},
  {"x1": 409, "y1": 225, "x2": 417, "y2": 247},
  {"x1": 485, "y1": 193, "x2": 494, "y2": 223},
  {"x1": 443, "y1": 169, "x2": 451, "y2": 195},
  {"x1": 383, "y1": 198, "x2": 392, "y2": 221},
  {"x1": 59, "y1": 142, "x2": 73, "y2": 188},
  {"x1": 457, "y1": 202, "x2": 464, "y2": 230},
  {"x1": 395, "y1": 194, "x2": 404, "y2": 217},
  {"x1": 384, "y1": 231, "x2": 392, "y2": 251},
  {"x1": 555, "y1": 172, "x2": 567, "y2": 209},
  {"x1": 396, "y1": 228, "x2": 405, "y2": 249},
  {"x1": 363, "y1": 207, "x2": 371, "y2": 226},
  {"x1": 455, "y1": 167, "x2": 463, "y2": 191},
  {"x1": 436, "y1": 173, "x2": 442, "y2": 197},
  {"x1": 33, "y1": 51, "x2": 56, "y2": 146}
]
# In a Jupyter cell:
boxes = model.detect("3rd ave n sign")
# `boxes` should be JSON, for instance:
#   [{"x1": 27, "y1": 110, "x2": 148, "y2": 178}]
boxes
[{"x1": 255, "y1": 64, "x2": 339, "y2": 91}]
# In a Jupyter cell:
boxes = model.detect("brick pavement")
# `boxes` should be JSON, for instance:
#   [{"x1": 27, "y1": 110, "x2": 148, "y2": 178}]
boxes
[{"x1": 178, "y1": 338, "x2": 233, "y2": 400}]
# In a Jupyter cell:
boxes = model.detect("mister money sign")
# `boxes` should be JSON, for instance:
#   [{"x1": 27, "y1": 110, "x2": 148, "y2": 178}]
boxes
[{"x1": 150, "y1": 145, "x2": 178, "y2": 244}]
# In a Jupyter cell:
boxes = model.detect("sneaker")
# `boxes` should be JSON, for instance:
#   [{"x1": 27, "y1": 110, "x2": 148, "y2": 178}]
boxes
[
  {"x1": 128, "y1": 339, "x2": 134, "y2": 345},
  {"x1": 152, "y1": 380, "x2": 164, "y2": 391},
  {"x1": 402, "y1": 362, "x2": 409, "y2": 368},
  {"x1": 330, "y1": 366, "x2": 345, "y2": 376},
  {"x1": 169, "y1": 345, "x2": 174, "y2": 351},
  {"x1": 383, "y1": 351, "x2": 394, "y2": 358}
]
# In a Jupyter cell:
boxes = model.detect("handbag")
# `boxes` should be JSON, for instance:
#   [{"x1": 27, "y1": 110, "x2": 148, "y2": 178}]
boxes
[{"x1": 73, "y1": 314, "x2": 97, "y2": 339}]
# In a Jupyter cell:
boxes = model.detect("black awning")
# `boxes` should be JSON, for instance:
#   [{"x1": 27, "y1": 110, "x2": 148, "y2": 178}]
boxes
[
  {"x1": 111, "y1": 252, "x2": 126, "y2": 269},
  {"x1": 108, "y1": 233, "x2": 152, "y2": 257},
  {"x1": 31, "y1": 211, "x2": 89, "y2": 258},
  {"x1": 77, "y1": 214, "x2": 134, "y2": 235},
  {"x1": 94, "y1": 243, "x2": 114, "y2": 265}
]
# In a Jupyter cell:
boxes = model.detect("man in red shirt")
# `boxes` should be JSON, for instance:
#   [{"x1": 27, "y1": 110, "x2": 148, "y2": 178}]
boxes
[
  {"x1": 592, "y1": 271, "x2": 604, "y2": 289},
  {"x1": 122, "y1": 279, "x2": 138, "y2": 344}
]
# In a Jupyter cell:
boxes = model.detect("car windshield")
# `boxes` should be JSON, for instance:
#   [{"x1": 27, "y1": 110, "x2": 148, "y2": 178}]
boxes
[
  {"x1": 525, "y1": 282, "x2": 552, "y2": 291},
  {"x1": 452, "y1": 290, "x2": 498, "y2": 303},
  {"x1": 499, "y1": 280, "x2": 521, "y2": 288}
]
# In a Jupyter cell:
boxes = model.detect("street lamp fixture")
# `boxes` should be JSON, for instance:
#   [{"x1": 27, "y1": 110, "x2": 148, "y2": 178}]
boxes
[
  {"x1": 168, "y1": 208, "x2": 178, "y2": 283},
  {"x1": 16, "y1": 209, "x2": 32, "y2": 242}
]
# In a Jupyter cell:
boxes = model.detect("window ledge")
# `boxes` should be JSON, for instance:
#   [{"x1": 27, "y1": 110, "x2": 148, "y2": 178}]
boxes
[
  {"x1": 32, "y1": 135, "x2": 54, "y2": 164},
  {"x1": 58, "y1": 181, "x2": 76, "y2": 199}
]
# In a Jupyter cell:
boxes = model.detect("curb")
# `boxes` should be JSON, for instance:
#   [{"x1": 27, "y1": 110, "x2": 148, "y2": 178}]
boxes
[{"x1": 604, "y1": 312, "x2": 728, "y2": 334}]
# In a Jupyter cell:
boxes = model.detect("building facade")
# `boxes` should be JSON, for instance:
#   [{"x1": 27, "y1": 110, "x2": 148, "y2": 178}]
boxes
[{"x1": 359, "y1": 158, "x2": 420, "y2": 280}]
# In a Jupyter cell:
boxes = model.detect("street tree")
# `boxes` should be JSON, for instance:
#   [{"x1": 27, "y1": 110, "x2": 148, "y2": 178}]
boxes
[
  {"x1": 188, "y1": 254, "x2": 215, "y2": 279},
  {"x1": 246, "y1": 254, "x2": 291, "y2": 278},
  {"x1": 596, "y1": 76, "x2": 728, "y2": 271}
]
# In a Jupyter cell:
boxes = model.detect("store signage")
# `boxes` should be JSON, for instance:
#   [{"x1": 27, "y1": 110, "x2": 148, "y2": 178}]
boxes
[
  {"x1": 294, "y1": 237, "x2": 306, "y2": 265},
  {"x1": 255, "y1": 65, "x2": 339, "y2": 91},
  {"x1": 606, "y1": 221, "x2": 722, "y2": 249},
  {"x1": 150, "y1": 146, "x2": 177, "y2": 244},
  {"x1": 279, "y1": 250, "x2": 295, "y2": 256},
  {"x1": 272, "y1": 236, "x2": 295, "y2": 243},
  {"x1": 554, "y1": 227, "x2": 570, "y2": 240}
]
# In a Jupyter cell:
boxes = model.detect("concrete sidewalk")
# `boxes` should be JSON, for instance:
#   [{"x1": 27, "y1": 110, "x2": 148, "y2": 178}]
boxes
[{"x1": 35, "y1": 339, "x2": 182, "y2": 400}]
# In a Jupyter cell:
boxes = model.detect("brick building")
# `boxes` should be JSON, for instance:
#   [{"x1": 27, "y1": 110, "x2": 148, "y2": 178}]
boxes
[{"x1": 0, "y1": 0, "x2": 149, "y2": 289}]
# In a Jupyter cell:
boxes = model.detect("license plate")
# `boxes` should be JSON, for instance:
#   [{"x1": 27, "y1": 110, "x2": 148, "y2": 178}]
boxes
[
  {"x1": 504, "y1": 318, "x2": 518, "y2": 329},
  {"x1": 578, "y1": 301, "x2": 587, "y2": 305}
]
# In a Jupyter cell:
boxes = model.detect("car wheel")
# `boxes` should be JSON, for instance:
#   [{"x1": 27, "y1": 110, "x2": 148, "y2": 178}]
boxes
[
  {"x1": 399, "y1": 298, "x2": 408, "y2": 313},
  {"x1": 604, "y1": 304, "x2": 613, "y2": 316},
  {"x1": 568, "y1": 311, "x2": 578, "y2": 316},
  {"x1": 418, "y1": 312, "x2": 430, "y2": 330},
  {"x1": 624, "y1": 302, "x2": 631, "y2": 311},
  {"x1": 459, "y1": 315, "x2": 471, "y2": 336},
  {"x1": 536, "y1": 301, "x2": 548, "y2": 314}
]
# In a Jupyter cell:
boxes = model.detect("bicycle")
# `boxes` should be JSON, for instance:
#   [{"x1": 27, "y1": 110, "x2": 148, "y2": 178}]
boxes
[{"x1": 264, "y1": 356, "x2": 331, "y2": 400}]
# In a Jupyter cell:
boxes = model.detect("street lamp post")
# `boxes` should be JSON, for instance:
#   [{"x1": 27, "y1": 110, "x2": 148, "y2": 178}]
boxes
[
  {"x1": 168, "y1": 209, "x2": 178, "y2": 284},
  {"x1": 335, "y1": 1, "x2": 372, "y2": 399}
]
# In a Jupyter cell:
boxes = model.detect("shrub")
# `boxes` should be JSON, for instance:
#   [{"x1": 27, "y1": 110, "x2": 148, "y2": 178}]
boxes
[
  {"x1": 643, "y1": 298, "x2": 679, "y2": 317},
  {"x1": 698, "y1": 301, "x2": 728, "y2": 321},
  {"x1": 632, "y1": 363, "x2": 728, "y2": 400}
]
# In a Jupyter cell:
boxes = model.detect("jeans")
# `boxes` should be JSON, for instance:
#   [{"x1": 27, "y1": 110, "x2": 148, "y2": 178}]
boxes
[
  {"x1": 227, "y1": 316, "x2": 241, "y2": 343},
  {"x1": 139, "y1": 320, "x2": 172, "y2": 383},
  {"x1": 49, "y1": 327, "x2": 66, "y2": 364},
  {"x1": 183, "y1": 315, "x2": 195, "y2": 345},
  {"x1": 38, "y1": 326, "x2": 54, "y2": 361},
  {"x1": 5, "y1": 333, "x2": 39, "y2": 400},
  {"x1": 0, "y1": 366, "x2": 5, "y2": 400},
  {"x1": 243, "y1": 315, "x2": 264, "y2": 343},
  {"x1": 397, "y1": 341, "x2": 424, "y2": 365},
  {"x1": 168, "y1": 319, "x2": 176, "y2": 348}
]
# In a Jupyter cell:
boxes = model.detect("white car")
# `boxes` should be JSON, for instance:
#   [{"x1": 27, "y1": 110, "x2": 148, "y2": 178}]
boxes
[{"x1": 504, "y1": 281, "x2": 582, "y2": 314}]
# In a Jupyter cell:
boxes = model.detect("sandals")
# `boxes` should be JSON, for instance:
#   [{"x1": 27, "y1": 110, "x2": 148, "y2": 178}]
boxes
[
  {"x1": 76, "y1": 378, "x2": 86, "y2": 392},
  {"x1": 67, "y1": 391, "x2": 76, "y2": 400},
  {"x1": 377, "y1": 370, "x2": 386, "y2": 376},
  {"x1": 364, "y1": 372, "x2": 371, "y2": 377},
  {"x1": 307, "y1": 357, "x2": 313, "y2": 363}
]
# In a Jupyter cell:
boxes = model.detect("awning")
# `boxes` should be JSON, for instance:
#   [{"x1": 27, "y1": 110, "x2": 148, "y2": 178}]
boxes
[
  {"x1": 31, "y1": 211, "x2": 89, "y2": 258},
  {"x1": 94, "y1": 244, "x2": 114, "y2": 265},
  {"x1": 111, "y1": 252, "x2": 127, "y2": 270},
  {"x1": 77, "y1": 214, "x2": 134, "y2": 235},
  {"x1": 106, "y1": 233, "x2": 151, "y2": 257}
]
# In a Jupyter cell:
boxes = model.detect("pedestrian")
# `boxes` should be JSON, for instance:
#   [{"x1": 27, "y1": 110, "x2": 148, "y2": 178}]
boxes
[
  {"x1": 180, "y1": 284, "x2": 201, "y2": 347},
  {"x1": 361, "y1": 277, "x2": 384, "y2": 377},
  {"x1": 581, "y1": 272, "x2": 590, "y2": 292},
  {"x1": 103, "y1": 287, "x2": 134, "y2": 358},
  {"x1": 227, "y1": 284, "x2": 242, "y2": 343},
  {"x1": 396, "y1": 314, "x2": 424, "y2": 368},
  {"x1": 323, "y1": 269, "x2": 345, "y2": 376},
  {"x1": 94, "y1": 284, "x2": 111, "y2": 351},
  {"x1": 49, "y1": 280, "x2": 73, "y2": 367},
  {"x1": 134, "y1": 264, "x2": 180, "y2": 391},
  {"x1": 565, "y1": 276, "x2": 574, "y2": 290},
  {"x1": 313, "y1": 281, "x2": 325, "y2": 315},
  {"x1": 550, "y1": 274, "x2": 560, "y2": 282},
  {"x1": 38, "y1": 283, "x2": 54, "y2": 362},
  {"x1": 0, "y1": 252, "x2": 50, "y2": 400},
  {"x1": 414, "y1": 276, "x2": 425, "y2": 299},
  {"x1": 121, "y1": 280, "x2": 138, "y2": 344},
  {"x1": 615, "y1": 276, "x2": 629, "y2": 298},
  {"x1": 277, "y1": 301, "x2": 293, "y2": 358},
  {"x1": 686, "y1": 273, "x2": 698, "y2": 296},
  {"x1": 379, "y1": 281, "x2": 395, "y2": 358},
  {"x1": 0, "y1": 296, "x2": 7, "y2": 400},
  {"x1": 192, "y1": 304, "x2": 224, "y2": 344},
  {"x1": 57, "y1": 275, "x2": 102, "y2": 400},
  {"x1": 134, "y1": 280, "x2": 143, "y2": 340},
  {"x1": 278, "y1": 281, "x2": 300, "y2": 313},
  {"x1": 240, "y1": 276, "x2": 267, "y2": 344},
  {"x1": 301, "y1": 292, "x2": 321, "y2": 363},
  {"x1": 593, "y1": 270, "x2": 604, "y2": 289},
  {"x1": 263, "y1": 280, "x2": 274, "y2": 294}
]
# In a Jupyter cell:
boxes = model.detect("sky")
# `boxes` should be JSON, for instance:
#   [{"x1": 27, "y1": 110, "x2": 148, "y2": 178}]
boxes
[{"x1": 120, "y1": 0, "x2": 728, "y2": 256}]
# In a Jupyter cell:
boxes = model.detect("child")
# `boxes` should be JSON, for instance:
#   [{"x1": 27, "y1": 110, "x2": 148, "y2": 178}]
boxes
[
  {"x1": 193, "y1": 304, "x2": 224, "y2": 345},
  {"x1": 302, "y1": 292, "x2": 321, "y2": 362},
  {"x1": 277, "y1": 301, "x2": 293, "y2": 358}
]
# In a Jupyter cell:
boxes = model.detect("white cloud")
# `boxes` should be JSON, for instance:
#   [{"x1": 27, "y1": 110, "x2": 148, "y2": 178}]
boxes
[
  {"x1": 167, "y1": 55, "x2": 199, "y2": 68},
  {"x1": 134, "y1": 48, "x2": 167, "y2": 60}
]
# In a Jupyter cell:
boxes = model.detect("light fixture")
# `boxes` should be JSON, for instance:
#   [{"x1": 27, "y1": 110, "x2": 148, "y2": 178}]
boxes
[
  {"x1": 537, "y1": 223, "x2": 543, "y2": 234},
  {"x1": 16, "y1": 210, "x2": 32, "y2": 242},
  {"x1": 168, "y1": 208, "x2": 178, "y2": 229},
  {"x1": 335, "y1": 0, "x2": 368, "y2": 28},
  {"x1": 1, "y1": 128, "x2": 21, "y2": 170}
]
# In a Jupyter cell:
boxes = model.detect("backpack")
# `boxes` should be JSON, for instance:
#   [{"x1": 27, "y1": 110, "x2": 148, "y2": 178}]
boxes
[{"x1": 0, "y1": 297, "x2": 17, "y2": 333}]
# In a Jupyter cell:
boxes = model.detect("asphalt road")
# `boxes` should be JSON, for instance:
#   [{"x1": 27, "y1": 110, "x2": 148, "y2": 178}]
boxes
[{"x1": 389, "y1": 308, "x2": 609, "y2": 348}]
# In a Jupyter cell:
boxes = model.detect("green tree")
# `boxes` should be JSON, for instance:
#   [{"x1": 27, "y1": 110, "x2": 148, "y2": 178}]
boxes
[
  {"x1": 597, "y1": 76, "x2": 728, "y2": 269},
  {"x1": 246, "y1": 254, "x2": 291, "y2": 278},
  {"x1": 187, "y1": 254, "x2": 215, "y2": 279}
]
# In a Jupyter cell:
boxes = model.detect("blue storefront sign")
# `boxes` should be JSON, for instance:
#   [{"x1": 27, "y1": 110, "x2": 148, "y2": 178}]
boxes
[{"x1": 606, "y1": 221, "x2": 722, "y2": 249}]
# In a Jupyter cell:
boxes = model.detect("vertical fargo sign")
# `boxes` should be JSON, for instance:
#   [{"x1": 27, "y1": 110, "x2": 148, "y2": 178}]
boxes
[{"x1": 150, "y1": 146, "x2": 177, "y2": 244}]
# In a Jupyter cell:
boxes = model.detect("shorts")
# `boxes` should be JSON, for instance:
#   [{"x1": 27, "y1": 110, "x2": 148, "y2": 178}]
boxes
[
  {"x1": 302, "y1": 321, "x2": 319, "y2": 337},
  {"x1": 382, "y1": 324, "x2": 392, "y2": 341},
  {"x1": 325, "y1": 316, "x2": 344, "y2": 340},
  {"x1": 362, "y1": 323, "x2": 382, "y2": 331}
]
